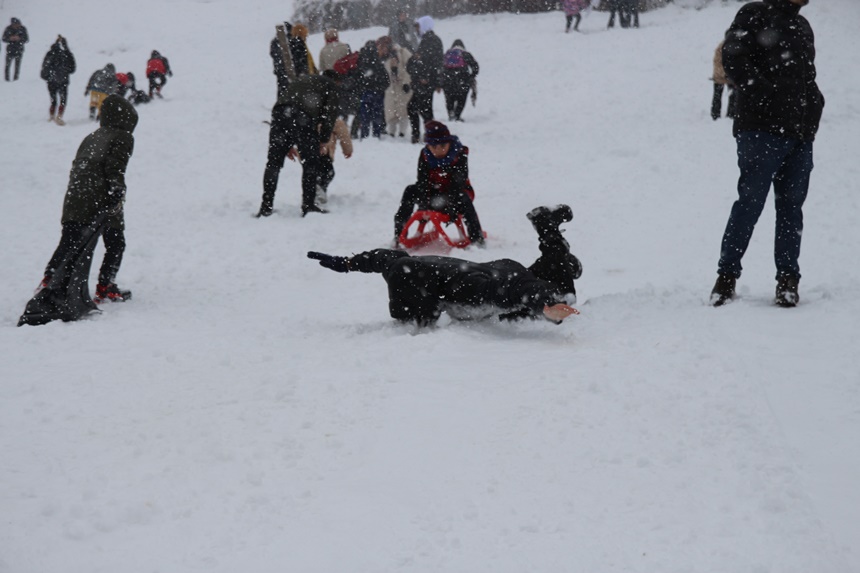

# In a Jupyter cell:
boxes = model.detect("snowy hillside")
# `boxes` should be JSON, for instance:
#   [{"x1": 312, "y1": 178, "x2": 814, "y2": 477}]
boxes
[{"x1": 2, "y1": 0, "x2": 859, "y2": 571}]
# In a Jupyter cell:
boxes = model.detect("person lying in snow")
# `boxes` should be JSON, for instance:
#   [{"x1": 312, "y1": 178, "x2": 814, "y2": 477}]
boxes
[{"x1": 308, "y1": 205, "x2": 582, "y2": 325}]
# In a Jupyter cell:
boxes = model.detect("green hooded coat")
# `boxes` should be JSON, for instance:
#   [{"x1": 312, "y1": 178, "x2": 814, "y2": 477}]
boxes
[{"x1": 62, "y1": 94, "x2": 138, "y2": 229}]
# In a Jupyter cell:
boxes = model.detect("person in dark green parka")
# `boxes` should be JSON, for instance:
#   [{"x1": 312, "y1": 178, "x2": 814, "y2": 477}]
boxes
[{"x1": 19, "y1": 94, "x2": 138, "y2": 325}]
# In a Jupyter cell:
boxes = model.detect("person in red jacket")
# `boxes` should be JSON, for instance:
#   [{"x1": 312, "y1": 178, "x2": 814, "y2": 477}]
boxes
[
  {"x1": 146, "y1": 49, "x2": 172, "y2": 98},
  {"x1": 393, "y1": 120, "x2": 484, "y2": 246}
]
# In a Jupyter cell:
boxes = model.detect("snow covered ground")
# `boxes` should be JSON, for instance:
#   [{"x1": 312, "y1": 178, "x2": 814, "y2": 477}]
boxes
[{"x1": 2, "y1": 0, "x2": 859, "y2": 571}]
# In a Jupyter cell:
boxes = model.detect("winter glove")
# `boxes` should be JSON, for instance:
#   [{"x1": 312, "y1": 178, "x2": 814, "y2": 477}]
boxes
[
  {"x1": 307, "y1": 251, "x2": 350, "y2": 273},
  {"x1": 402, "y1": 84, "x2": 410, "y2": 94},
  {"x1": 84, "y1": 89, "x2": 89, "y2": 96}
]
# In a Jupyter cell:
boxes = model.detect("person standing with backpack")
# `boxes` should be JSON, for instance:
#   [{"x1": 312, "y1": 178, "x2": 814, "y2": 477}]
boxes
[
  {"x1": 2, "y1": 18, "x2": 28, "y2": 81},
  {"x1": 441, "y1": 40, "x2": 478, "y2": 123},
  {"x1": 40, "y1": 35, "x2": 76, "y2": 125}
]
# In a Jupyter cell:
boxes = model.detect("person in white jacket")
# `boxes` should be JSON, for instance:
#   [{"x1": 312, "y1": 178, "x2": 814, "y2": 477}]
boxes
[{"x1": 384, "y1": 42, "x2": 412, "y2": 138}]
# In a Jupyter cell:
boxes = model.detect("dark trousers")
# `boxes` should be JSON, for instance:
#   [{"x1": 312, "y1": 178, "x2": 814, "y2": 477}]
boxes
[
  {"x1": 408, "y1": 86, "x2": 435, "y2": 140},
  {"x1": 5, "y1": 51, "x2": 22, "y2": 80},
  {"x1": 147, "y1": 72, "x2": 167, "y2": 96},
  {"x1": 318, "y1": 155, "x2": 335, "y2": 191},
  {"x1": 47, "y1": 81, "x2": 69, "y2": 112},
  {"x1": 565, "y1": 14, "x2": 582, "y2": 32},
  {"x1": 45, "y1": 223, "x2": 125, "y2": 287},
  {"x1": 718, "y1": 131, "x2": 814, "y2": 280},
  {"x1": 711, "y1": 83, "x2": 736, "y2": 119},
  {"x1": 394, "y1": 184, "x2": 483, "y2": 242},
  {"x1": 444, "y1": 85, "x2": 469, "y2": 121},
  {"x1": 262, "y1": 104, "x2": 325, "y2": 213},
  {"x1": 359, "y1": 91, "x2": 385, "y2": 139}
]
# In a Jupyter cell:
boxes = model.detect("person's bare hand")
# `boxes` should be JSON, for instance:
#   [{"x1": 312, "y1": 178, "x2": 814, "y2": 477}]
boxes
[{"x1": 543, "y1": 304, "x2": 580, "y2": 322}]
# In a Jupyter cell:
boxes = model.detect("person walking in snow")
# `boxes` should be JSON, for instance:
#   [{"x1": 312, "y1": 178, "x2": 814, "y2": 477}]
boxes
[
  {"x1": 562, "y1": 0, "x2": 590, "y2": 33},
  {"x1": 393, "y1": 120, "x2": 484, "y2": 247},
  {"x1": 2, "y1": 17, "x2": 28, "y2": 81},
  {"x1": 709, "y1": 0, "x2": 824, "y2": 308},
  {"x1": 384, "y1": 40, "x2": 413, "y2": 138},
  {"x1": 440, "y1": 39, "x2": 479, "y2": 123},
  {"x1": 308, "y1": 205, "x2": 581, "y2": 326},
  {"x1": 407, "y1": 15, "x2": 443, "y2": 144},
  {"x1": 146, "y1": 50, "x2": 173, "y2": 98},
  {"x1": 40, "y1": 35, "x2": 76, "y2": 125},
  {"x1": 24, "y1": 95, "x2": 138, "y2": 326},
  {"x1": 257, "y1": 73, "x2": 340, "y2": 218},
  {"x1": 85, "y1": 63, "x2": 121, "y2": 120}
]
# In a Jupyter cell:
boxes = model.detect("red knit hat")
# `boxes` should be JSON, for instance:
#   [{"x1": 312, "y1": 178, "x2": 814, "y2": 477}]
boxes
[{"x1": 424, "y1": 121, "x2": 453, "y2": 145}]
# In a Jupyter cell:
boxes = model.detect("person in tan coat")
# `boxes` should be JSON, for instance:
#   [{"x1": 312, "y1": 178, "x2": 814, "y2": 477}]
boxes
[
  {"x1": 384, "y1": 43, "x2": 412, "y2": 138},
  {"x1": 711, "y1": 40, "x2": 736, "y2": 121},
  {"x1": 318, "y1": 29, "x2": 350, "y2": 72}
]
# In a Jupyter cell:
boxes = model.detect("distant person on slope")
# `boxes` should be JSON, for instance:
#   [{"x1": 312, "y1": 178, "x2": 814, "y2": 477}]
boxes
[
  {"x1": 40, "y1": 35, "x2": 76, "y2": 125},
  {"x1": 709, "y1": 0, "x2": 824, "y2": 308},
  {"x1": 562, "y1": 0, "x2": 590, "y2": 33},
  {"x1": 146, "y1": 50, "x2": 173, "y2": 98},
  {"x1": 308, "y1": 205, "x2": 582, "y2": 326},
  {"x1": 2, "y1": 17, "x2": 29, "y2": 81},
  {"x1": 85, "y1": 63, "x2": 120, "y2": 120},
  {"x1": 440, "y1": 39, "x2": 479, "y2": 122}
]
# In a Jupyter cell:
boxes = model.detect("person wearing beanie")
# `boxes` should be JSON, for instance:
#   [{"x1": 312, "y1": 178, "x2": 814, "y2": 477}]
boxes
[
  {"x1": 2, "y1": 17, "x2": 29, "y2": 81},
  {"x1": 441, "y1": 39, "x2": 479, "y2": 122},
  {"x1": 393, "y1": 120, "x2": 484, "y2": 246},
  {"x1": 307, "y1": 205, "x2": 582, "y2": 326},
  {"x1": 40, "y1": 35, "x2": 76, "y2": 124},
  {"x1": 319, "y1": 28, "x2": 350, "y2": 72},
  {"x1": 406, "y1": 15, "x2": 443, "y2": 144}
]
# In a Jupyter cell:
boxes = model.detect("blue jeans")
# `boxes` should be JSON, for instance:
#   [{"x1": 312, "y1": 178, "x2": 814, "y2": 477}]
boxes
[{"x1": 717, "y1": 131, "x2": 814, "y2": 280}]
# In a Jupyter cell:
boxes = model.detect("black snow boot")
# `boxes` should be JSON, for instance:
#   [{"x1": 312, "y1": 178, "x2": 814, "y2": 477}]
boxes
[
  {"x1": 710, "y1": 273, "x2": 736, "y2": 307},
  {"x1": 774, "y1": 275, "x2": 799, "y2": 308}
]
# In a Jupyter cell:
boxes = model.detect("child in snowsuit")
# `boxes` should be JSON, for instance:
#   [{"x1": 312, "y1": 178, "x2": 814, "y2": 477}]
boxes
[
  {"x1": 393, "y1": 120, "x2": 484, "y2": 246},
  {"x1": 19, "y1": 95, "x2": 138, "y2": 327},
  {"x1": 308, "y1": 205, "x2": 582, "y2": 326},
  {"x1": 146, "y1": 50, "x2": 172, "y2": 98},
  {"x1": 85, "y1": 63, "x2": 121, "y2": 120},
  {"x1": 40, "y1": 35, "x2": 76, "y2": 124},
  {"x1": 440, "y1": 39, "x2": 479, "y2": 122}
]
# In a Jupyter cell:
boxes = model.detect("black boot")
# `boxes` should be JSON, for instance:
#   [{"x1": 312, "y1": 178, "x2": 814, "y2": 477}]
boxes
[
  {"x1": 774, "y1": 275, "x2": 799, "y2": 307},
  {"x1": 527, "y1": 205, "x2": 573, "y2": 237},
  {"x1": 710, "y1": 273, "x2": 736, "y2": 307}
]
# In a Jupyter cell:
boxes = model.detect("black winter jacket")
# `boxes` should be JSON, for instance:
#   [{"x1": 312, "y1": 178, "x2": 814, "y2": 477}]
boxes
[
  {"x1": 722, "y1": 0, "x2": 824, "y2": 141},
  {"x1": 408, "y1": 31, "x2": 443, "y2": 89},
  {"x1": 41, "y1": 42, "x2": 76, "y2": 85},
  {"x1": 357, "y1": 43, "x2": 389, "y2": 94}
]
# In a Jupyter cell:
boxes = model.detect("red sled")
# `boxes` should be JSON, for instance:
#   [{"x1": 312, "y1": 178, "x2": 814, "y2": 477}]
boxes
[{"x1": 398, "y1": 210, "x2": 485, "y2": 250}]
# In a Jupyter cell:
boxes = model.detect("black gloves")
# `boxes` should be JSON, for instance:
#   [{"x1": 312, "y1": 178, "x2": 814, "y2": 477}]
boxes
[
  {"x1": 307, "y1": 251, "x2": 350, "y2": 273},
  {"x1": 402, "y1": 84, "x2": 411, "y2": 94}
]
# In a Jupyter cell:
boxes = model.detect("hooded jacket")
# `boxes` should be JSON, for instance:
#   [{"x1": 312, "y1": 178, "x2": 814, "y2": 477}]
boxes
[
  {"x1": 722, "y1": 0, "x2": 824, "y2": 141},
  {"x1": 62, "y1": 95, "x2": 138, "y2": 228},
  {"x1": 2, "y1": 19, "x2": 28, "y2": 55},
  {"x1": 409, "y1": 16, "x2": 443, "y2": 88},
  {"x1": 41, "y1": 40, "x2": 76, "y2": 85}
]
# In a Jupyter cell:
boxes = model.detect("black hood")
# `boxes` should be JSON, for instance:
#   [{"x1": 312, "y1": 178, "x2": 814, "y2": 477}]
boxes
[{"x1": 99, "y1": 94, "x2": 138, "y2": 132}]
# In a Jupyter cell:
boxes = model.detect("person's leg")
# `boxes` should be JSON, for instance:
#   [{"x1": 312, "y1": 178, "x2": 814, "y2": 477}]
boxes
[
  {"x1": 407, "y1": 92, "x2": 422, "y2": 143},
  {"x1": 13, "y1": 53, "x2": 22, "y2": 80},
  {"x1": 527, "y1": 205, "x2": 580, "y2": 297},
  {"x1": 566, "y1": 14, "x2": 573, "y2": 32},
  {"x1": 394, "y1": 184, "x2": 425, "y2": 238},
  {"x1": 48, "y1": 82, "x2": 58, "y2": 117},
  {"x1": 4, "y1": 53, "x2": 10, "y2": 81},
  {"x1": 57, "y1": 83, "x2": 68, "y2": 120},
  {"x1": 295, "y1": 124, "x2": 325, "y2": 214},
  {"x1": 772, "y1": 140, "x2": 813, "y2": 280},
  {"x1": 453, "y1": 88, "x2": 468, "y2": 121},
  {"x1": 420, "y1": 88, "x2": 435, "y2": 122},
  {"x1": 98, "y1": 226, "x2": 126, "y2": 286},
  {"x1": 359, "y1": 92, "x2": 372, "y2": 139},
  {"x1": 259, "y1": 106, "x2": 292, "y2": 216},
  {"x1": 573, "y1": 14, "x2": 582, "y2": 31},
  {"x1": 448, "y1": 189, "x2": 484, "y2": 243},
  {"x1": 717, "y1": 132, "x2": 795, "y2": 279},
  {"x1": 372, "y1": 92, "x2": 385, "y2": 137},
  {"x1": 444, "y1": 87, "x2": 456, "y2": 120}
]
